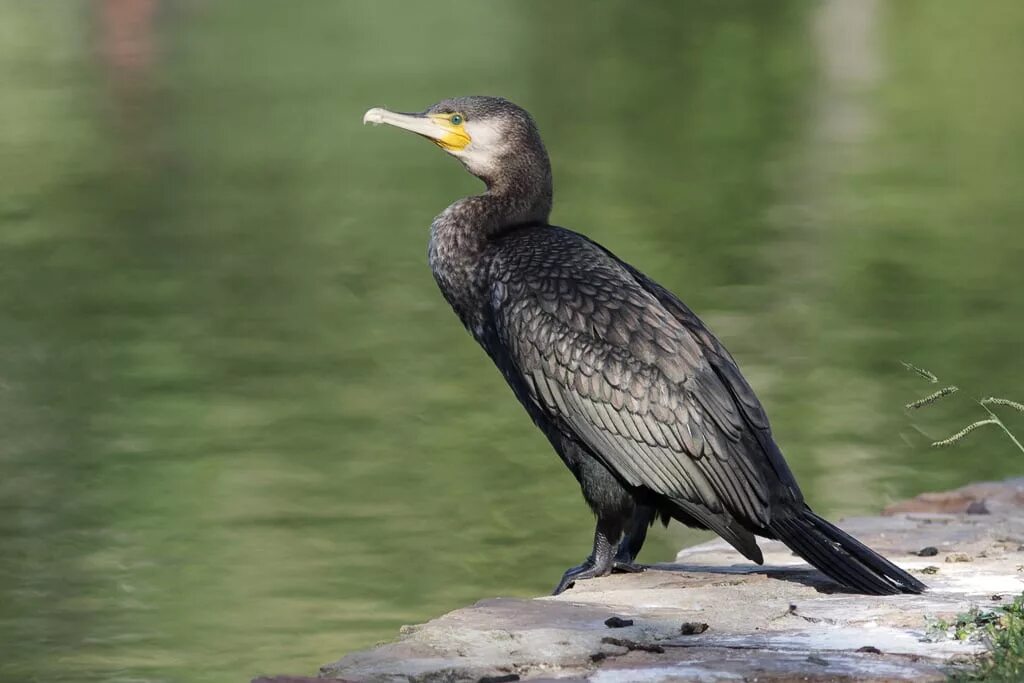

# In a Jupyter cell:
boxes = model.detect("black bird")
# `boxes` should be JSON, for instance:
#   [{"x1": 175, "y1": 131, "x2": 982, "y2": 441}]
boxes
[{"x1": 363, "y1": 96, "x2": 925, "y2": 596}]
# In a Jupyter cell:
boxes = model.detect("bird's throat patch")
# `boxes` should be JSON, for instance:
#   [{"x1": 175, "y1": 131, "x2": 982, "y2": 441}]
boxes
[{"x1": 428, "y1": 115, "x2": 471, "y2": 151}]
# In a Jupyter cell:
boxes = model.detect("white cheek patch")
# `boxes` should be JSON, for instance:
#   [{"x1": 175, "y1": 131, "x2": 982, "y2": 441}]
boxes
[
  {"x1": 453, "y1": 119, "x2": 508, "y2": 176},
  {"x1": 464, "y1": 119, "x2": 505, "y2": 148}
]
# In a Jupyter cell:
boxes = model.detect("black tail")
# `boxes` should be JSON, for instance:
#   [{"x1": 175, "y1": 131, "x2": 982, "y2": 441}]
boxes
[{"x1": 769, "y1": 508, "x2": 926, "y2": 595}]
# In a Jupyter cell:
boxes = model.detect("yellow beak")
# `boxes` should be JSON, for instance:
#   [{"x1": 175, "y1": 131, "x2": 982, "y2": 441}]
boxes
[{"x1": 363, "y1": 107, "x2": 471, "y2": 152}]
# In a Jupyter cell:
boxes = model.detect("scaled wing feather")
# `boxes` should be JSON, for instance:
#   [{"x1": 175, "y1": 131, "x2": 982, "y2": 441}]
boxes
[{"x1": 490, "y1": 229, "x2": 774, "y2": 527}]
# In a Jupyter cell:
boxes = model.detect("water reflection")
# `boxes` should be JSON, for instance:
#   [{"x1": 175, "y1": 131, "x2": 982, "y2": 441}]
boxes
[{"x1": 1, "y1": 1, "x2": 1022, "y2": 681}]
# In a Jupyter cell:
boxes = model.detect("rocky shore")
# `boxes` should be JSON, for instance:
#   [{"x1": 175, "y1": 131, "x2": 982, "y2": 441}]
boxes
[{"x1": 258, "y1": 479, "x2": 1024, "y2": 682}]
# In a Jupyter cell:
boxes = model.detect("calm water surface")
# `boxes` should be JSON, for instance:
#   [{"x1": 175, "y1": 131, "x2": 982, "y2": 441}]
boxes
[{"x1": 2, "y1": 2, "x2": 1023, "y2": 681}]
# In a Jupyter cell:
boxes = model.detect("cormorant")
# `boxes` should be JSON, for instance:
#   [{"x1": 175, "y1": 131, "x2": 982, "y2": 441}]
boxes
[{"x1": 363, "y1": 96, "x2": 925, "y2": 596}]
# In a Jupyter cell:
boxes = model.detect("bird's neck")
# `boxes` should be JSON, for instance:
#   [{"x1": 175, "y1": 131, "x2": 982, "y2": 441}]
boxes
[
  {"x1": 482, "y1": 159, "x2": 553, "y2": 226},
  {"x1": 429, "y1": 183, "x2": 551, "y2": 334}
]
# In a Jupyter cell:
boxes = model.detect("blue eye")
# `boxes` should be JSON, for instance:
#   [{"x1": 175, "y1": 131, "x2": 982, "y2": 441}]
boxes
[{"x1": 450, "y1": 114, "x2": 463, "y2": 125}]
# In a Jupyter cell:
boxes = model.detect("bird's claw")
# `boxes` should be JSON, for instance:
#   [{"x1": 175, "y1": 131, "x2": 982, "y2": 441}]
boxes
[
  {"x1": 552, "y1": 555, "x2": 637, "y2": 594},
  {"x1": 552, "y1": 559, "x2": 612, "y2": 595}
]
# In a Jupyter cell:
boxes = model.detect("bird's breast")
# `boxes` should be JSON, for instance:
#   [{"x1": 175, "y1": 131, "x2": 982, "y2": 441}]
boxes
[{"x1": 428, "y1": 222, "x2": 493, "y2": 338}]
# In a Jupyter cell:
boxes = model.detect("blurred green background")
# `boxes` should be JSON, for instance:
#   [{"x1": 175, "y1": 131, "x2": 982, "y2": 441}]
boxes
[{"x1": 1, "y1": 1, "x2": 1023, "y2": 681}]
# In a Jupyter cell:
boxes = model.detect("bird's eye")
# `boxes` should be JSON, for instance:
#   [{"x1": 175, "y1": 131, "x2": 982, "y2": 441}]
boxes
[{"x1": 450, "y1": 114, "x2": 463, "y2": 125}]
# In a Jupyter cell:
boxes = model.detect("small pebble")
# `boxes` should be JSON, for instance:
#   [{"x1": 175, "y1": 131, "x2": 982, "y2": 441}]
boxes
[
  {"x1": 966, "y1": 500, "x2": 990, "y2": 515},
  {"x1": 680, "y1": 622, "x2": 709, "y2": 635},
  {"x1": 945, "y1": 552, "x2": 972, "y2": 563},
  {"x1": 921, "y1": 566, "x2": 940, "y2": 575},
  {"x1": 914, "y1": 546, "x2": 939, "y2": 557},
  {"x1": 857, "y1": 645, "x2": 882, "y2": 654},
  {"x1": 604, "y1": 616, "x2": 633, "y2": 628}
]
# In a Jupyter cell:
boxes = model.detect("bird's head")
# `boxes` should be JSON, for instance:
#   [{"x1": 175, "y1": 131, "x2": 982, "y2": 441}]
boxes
[{"x1": 363, "y1": 96, "x2": 549, "y2": 191}]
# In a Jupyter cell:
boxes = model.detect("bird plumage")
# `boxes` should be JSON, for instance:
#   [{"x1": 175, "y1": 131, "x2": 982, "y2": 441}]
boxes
[{"x1": 365, "y1": 95, "x2": 925, "y2": 596}]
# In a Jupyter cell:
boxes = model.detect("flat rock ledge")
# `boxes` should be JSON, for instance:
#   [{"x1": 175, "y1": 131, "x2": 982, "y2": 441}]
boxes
[{"x1": 263, "y1": 479, "x2": 1024, "y2": 683}]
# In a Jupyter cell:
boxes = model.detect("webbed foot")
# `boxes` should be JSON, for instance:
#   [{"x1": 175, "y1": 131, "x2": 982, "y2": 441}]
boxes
[
  {"x1": 552, "y1": 514, "x2": 642, "y2": 594},
  {"x1": 552, "y1": 557, "x2": 614, "y2": 595},
  {"x1": 612, "y1": 561, "x2": 645, "y2": 574}
]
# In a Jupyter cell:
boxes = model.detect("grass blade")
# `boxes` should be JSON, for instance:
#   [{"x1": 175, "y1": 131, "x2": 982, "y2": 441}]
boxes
[
  {"x1": 901, "y1": 361, "x2": 938, "y2": 383},
  {"x1": 906, "y1": 386, "x2": 959, "y2": 410},
  {"x1": 931, "y1": 419, "x2": 998, "y2": 448},
  {"x1": 981, "y1": 397, "x2": 1024, "y2": 415}
]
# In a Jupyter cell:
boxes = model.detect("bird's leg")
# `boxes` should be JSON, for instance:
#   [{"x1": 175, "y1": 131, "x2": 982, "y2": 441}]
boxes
[
  {"x1": 552, "y1": 517, "x2": 622, "y2": 595},
  {"x1": 612, "y1": 504, "x2": 652, "y2": 573}
]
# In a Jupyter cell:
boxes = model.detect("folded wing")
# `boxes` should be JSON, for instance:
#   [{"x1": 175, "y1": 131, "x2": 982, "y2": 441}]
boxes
[{"x1": 489, "y1": 230, "x2": 792, "y2": 551}]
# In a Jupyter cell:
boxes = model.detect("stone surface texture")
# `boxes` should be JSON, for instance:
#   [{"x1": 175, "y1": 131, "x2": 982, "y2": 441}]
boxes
[{"x1": 270, "y1": 480, "x2": 1024, "y2": 682}]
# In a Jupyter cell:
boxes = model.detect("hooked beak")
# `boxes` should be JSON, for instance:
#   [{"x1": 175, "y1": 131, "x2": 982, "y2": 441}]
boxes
[{"x1": 363, "y1": 107, "x2": 471, "y2": 152}]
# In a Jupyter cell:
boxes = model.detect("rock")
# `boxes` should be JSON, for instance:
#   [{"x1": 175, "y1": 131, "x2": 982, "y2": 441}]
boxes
[
  {"x1": 966, "y1": 500, "x2": 991, "y2": 515},
  {"x1": 478, "y1": 675, "x2": 519, "y2": 683},
  {"x1": 679, "y1": 621, "x2": 709, "y2": 635},
  {"x1": 600, "y1": 636, "x2": 664, "y2": 654},
  {"x1": 268, "y1": 482, "x2": 1024, "y2": 682},
  {"x1": 884, "y1": 478, "x2": 1024, "y2": 515}
]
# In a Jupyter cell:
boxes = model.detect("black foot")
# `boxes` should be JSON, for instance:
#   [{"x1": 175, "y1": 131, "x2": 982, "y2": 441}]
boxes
[
  {"x1": 552, "y1": 558, "x2": 614, "y2": 595},
  {"x1": 613, "y1": 509, "x2": 652, "y2": 567},
  {"x1": 554, "y1": 515, "x2": 635, "y2": 594},
  {"x1": 613, "y1": 544, "x2": 646, "y2": 574}
]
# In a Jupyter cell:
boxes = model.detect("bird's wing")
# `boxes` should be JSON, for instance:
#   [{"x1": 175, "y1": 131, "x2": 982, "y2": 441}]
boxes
[
  {"x1": 612, "y1": 259, "x2": 801, "y2": 494},
  {"x1": 489, "y1": 229, "x2": 777, "y2": 528}
]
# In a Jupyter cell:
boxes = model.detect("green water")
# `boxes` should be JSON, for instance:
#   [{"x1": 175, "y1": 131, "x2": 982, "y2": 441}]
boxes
[{"x1": 1, "y1": 1, "x2": 1023, "y2": 681}]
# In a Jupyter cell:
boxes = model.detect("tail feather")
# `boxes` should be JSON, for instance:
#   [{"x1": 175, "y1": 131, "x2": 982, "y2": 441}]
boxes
[{"x1": 769, "y1": 509, "x2": 926, "y2": 595}]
